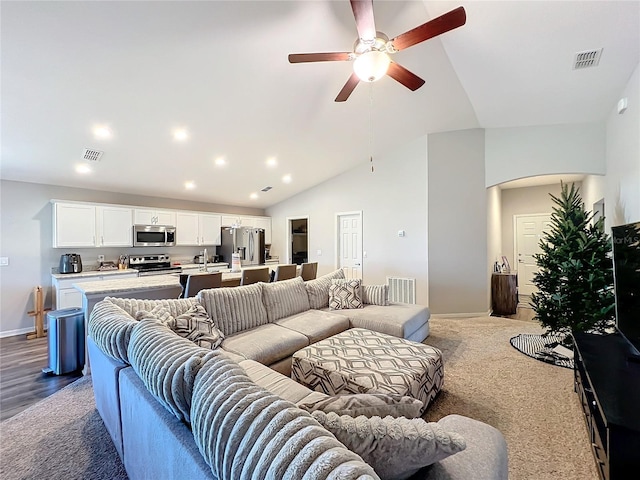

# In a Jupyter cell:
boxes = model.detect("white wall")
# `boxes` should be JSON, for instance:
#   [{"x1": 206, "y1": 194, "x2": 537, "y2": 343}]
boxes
[
  {"x1": 485, "y1": 123, "x2": 606, "y2": 188},
  {"x1": 605, "y1": 62, "x2": 640, "y2": 229},
  {"x1": 580, "y1": 174, "x2": 606, "y2": 222},
  {"x1": 267, "y1": 135, "x2": 430, "y2": 305},
  {"x1": 428, "y1": 128, "x2": 488, "y2": 315},
  {"x1": 486, "y1": 185, "x2": 502, "y2": 307},
  {"x1": 0, "y1": 180, "x2": 264, "y2": 336}
]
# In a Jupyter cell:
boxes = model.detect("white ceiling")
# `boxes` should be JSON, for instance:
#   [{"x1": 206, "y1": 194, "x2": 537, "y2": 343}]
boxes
[{"x1": 2, "y1": 1, "x2": 638, "y2": 208}]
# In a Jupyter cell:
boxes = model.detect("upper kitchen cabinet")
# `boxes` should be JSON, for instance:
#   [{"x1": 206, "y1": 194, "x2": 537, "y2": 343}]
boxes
[
  {"x1": 253, "y1": 217, "x2": 272, "y2": 244},
  {"x1": 53, "y1": 202, "x2": 97, "y2": 247},
  {"x1": 97, "y1": 205, "x2": 133, "y2": 247},
  {"x1": 134, "y1": 208, "x2": 176, "y2": 226},
  {"x1": 52, "y1": 202, "x2": 133, "y2": 248},
  {"x1": 221, "y1": 215, "x2": 244, "y2": 227},
  {"x1": 176, "y1": 212, "x2": 221, "y2": 246}
]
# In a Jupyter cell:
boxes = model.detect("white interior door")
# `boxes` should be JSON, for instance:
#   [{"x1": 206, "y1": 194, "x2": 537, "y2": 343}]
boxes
[
  {"x1": 337, "y1": 212, "x2": 362, "y2": 280},
  {"x1": 515, "y1": 214, "x2": 552, "y2": 296}
]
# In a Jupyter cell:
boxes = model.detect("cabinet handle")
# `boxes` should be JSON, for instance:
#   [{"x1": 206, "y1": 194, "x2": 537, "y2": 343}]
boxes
[{"x1": 101, "y1": 236, "x2": 104, "y2": 245}]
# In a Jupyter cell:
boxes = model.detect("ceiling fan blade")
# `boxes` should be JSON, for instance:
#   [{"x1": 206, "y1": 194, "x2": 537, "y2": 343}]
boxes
[
  {"x1": 387, "y1": 62, "x2": 425, "y2": 91},
  {"x1": 288, "y1": 52, "x2": 352, "y2": 63},
  {"x1": 350, "y1": 0, "x2": 376, "y2": 41},
  {"x1": 335, "y1": 73, "x2": 360, "y2": 102},
  {"x1": 390, "y1": 6, "x2": 466, "y2": 52}
]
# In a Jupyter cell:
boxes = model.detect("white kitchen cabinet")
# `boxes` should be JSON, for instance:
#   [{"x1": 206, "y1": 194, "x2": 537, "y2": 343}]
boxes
[
  {"x1": 253, "y1": 217, "x2": 272, "y2": 244},
  {"x1": 53, "y1": 202, "x2": 97, "y2": 248},
  {"x1": 221, "y1": 215, "x2": 244, "y2": 227},
  {"x1": 97, "y1": 206, "x2": 133, "y2": 247},
  {"x1": 176, "y1": 212, "x2": 221, "y2": 246},
  {"x1": 52, "y1": 270, "x2": 139, "y2": 309},
  {"x1": 134, "y1": 208, "x2": 176, "y2": 226}
]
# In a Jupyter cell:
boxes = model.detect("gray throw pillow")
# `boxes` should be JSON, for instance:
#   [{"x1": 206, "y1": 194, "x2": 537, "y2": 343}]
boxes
[
  {"x1": 297, "y1": 393, "x2": 423, "y2": 419},
  {"x1": 305, "y1": 269, "x2": 345, "y2": 309},
  {"x1": 362, "y1": 284, "x2": 390, "y2": 306},
  {"x1": 312, "y1": 411, "x2": 466, "y2": 480},
  {"x1": 329, "y1": 279, "x2": 364, "y2": 310},
  {"x1": 165, "y1": 304, "x2": 224, "y2": 350}
]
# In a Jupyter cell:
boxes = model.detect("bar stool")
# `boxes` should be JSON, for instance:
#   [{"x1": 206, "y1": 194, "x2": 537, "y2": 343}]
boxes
[
  {"x1": 300, "y1": 262, "x2": 318, "y2": 281},
  {"x1": 273, "y1": 264, "x2": 297, "y2": 282},
  {"x1": 184, "y1": 272, "x2": 222, "y2": 297},
  {"x1": 240, "y1": 267, "x2": 270, "y2": 286}
]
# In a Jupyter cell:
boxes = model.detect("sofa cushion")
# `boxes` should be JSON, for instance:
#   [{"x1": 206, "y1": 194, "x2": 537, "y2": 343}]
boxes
[
  {"x1": 166, "y1": 304, "x2": 225, "y2": 350},
  {"x1": 127, "y1": 318, "x2": 221, "y2": 423},
  {"x1": 220, "y1": 324, "x2": 309, "y2": 365},
  {"x1": 329, "y1": 279, "x2": 364, "y2": 310},
  {"x1": 274, "y1": 309, "x2": 349, "y2": 343},
  {"x1": 333, "y1": 303, "x2": 430, "y2": 339},
  {"x1": 362, "y1": 284, "x2": 390, "y2": 306},
  {"x1": 239, "y1": 359, "x2": 316, "y2": 404},
  {"x1": 298, "y1": 393, "x2": 423, "y2": 419},
  {"x1": 197, "y1": 283, "x2": 268, "y2": 336},
  {"x1": 261, "y1": 276, "x2": 310, "y2": 322},
  {"x1": 191, "y1": 355, "x2": 381, "y2": 480},
  {"x1": 135, "y1": 304, "x2": 175, "y2": 323},
  {"x1": 106, "y1": 297, "x2": 197, "y2": 319},
  {"x1": 311, "y1": 411, "x2": 466, "y2": 480},
  {"x1": 88, "y1": 299, "x2": 137, "y2": 363},
  {"x1": 305, "y1": 268, "x2": 345, "y2": 309}
]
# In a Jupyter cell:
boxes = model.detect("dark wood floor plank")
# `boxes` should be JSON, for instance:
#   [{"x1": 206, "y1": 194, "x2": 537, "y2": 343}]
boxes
[{"x1": 0, "y1": 334, "x2": 82, "y2": 421}]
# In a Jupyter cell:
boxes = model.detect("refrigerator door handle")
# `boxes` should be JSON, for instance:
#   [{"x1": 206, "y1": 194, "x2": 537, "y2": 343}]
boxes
[{"x1": 249, "y1": 232, "x2": 254, "y2": 261}]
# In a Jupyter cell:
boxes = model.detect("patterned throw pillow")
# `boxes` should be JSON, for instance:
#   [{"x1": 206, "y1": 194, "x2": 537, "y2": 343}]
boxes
[
  {"x1": 312, "y1": 411, "x2": 467, "y2": 480},
  {"x1": 329, "y1": 279, "x2": 364, "y2": 310},
  {"x1": 135, "y1": 304, "x2": 175, "y2": 323},
  {"x1": 362, "y1": 284, "x2": 390, "y2": 306},
  {"x1": 298, "y1": 393, "x2": 423, "y2": 419},
  {"x1": 165, "y1": 304, "x2": 224, "y2": 350}
]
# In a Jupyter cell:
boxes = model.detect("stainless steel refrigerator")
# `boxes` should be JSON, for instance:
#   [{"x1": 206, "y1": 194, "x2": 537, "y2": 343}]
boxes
[{"x1": 220, "y1": 227, "x2": 265, "y2": 266}]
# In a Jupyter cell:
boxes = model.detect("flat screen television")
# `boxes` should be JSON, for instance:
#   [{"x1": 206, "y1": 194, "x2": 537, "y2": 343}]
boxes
[{"x1": 611, "y1": 221, "x2": 640, "y2": 355}]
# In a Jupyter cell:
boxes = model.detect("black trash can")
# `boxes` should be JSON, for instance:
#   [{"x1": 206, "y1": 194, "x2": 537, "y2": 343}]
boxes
[{"x1": 43, "y1": 307, "x2": 84, "y2": 375}]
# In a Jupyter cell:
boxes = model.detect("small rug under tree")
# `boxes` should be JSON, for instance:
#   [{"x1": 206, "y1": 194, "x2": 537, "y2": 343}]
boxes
[{"x1": 509, "y1": 333, "x2": 574, "y2": 369}]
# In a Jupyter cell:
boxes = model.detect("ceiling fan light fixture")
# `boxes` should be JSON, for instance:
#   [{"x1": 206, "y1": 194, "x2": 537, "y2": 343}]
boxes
[{"x1": 353, "y1": 50, "x2": 390, "y2": 82}]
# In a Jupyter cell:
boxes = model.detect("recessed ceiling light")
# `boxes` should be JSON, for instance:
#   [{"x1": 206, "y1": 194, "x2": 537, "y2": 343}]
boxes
[
  {"x1": 93, "y1": 125, "x2": 112, "y2": 139},
  {"x1": 214, "y1": 157, "x2": 226, "y2": 166},
  {"x1": 282, "y1": 174, "x2": 292, "y2": 183},
  {"x1": 75, "y1": 163, "x2": 92, "y2": 174},
  {"x1": 266, "y1": 157, "x2": 278, "y2": 167},
  {"x1": 249, "y1": 192, "x2": 258, "y2": 200},
  {"x1": 184, "y1": 181, "x2": 196, "y2": 190},
  {"x1": 172, "y1": 128, "x2": 189, "y2": 141}
]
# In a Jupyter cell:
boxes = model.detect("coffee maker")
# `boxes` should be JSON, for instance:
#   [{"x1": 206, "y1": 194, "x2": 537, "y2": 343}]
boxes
[{"x1": 59, "y1": 253, "x2": 83, "y2": 274}]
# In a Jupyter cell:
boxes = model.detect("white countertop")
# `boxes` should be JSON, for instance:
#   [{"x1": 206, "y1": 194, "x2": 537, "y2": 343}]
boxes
[
  {"x1": 52, "y1": 268, "x2": 139, "y2": 279},
  {"x1": 73, "y1": 274, "x2": 181, "y2": 295}
]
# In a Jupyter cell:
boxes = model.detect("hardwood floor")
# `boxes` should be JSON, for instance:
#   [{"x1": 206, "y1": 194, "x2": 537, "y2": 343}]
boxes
[{"x1": 0, "y1": 334, "x2": 82, "y2": 421}]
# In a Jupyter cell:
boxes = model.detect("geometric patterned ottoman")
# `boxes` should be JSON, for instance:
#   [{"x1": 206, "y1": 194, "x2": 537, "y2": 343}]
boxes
[{"x1": 291, "y1": 328, "x2": 444, "y2": 414}]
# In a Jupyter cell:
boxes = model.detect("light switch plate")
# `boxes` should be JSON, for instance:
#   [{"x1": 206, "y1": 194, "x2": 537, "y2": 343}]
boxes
[
  {"x1": 317, "y1": 249, "x2": 322, "y2": 256},
  {"x1": 0, "y1": 257, "x2": 9, "y2": 266}
]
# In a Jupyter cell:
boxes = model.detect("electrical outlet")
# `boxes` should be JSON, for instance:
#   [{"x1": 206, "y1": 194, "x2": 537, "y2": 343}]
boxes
[{"x1": 97, "y1": 255, "x2": 105, "y2": 262}]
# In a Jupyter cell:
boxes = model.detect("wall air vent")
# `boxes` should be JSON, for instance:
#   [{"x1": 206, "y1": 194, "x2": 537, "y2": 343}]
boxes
[
  {"x1": 82, "y1": 148, "x2": 104, "y2": 162},
  {"x1": 573, "y1": 48, "x2": 603, "y2": 69},
  {"x1": 261, "y1": 186, "x2": 273, "y2": 192}
]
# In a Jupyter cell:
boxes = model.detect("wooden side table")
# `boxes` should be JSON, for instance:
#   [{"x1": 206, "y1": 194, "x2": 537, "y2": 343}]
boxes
[{"x1": 491, "y1": 272, "x2": 518, "y2": 315}]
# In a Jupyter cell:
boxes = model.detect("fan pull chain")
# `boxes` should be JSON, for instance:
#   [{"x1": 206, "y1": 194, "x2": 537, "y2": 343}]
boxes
[{"x1": 369, "y1": 82, "x2": 374, "y2": 173}]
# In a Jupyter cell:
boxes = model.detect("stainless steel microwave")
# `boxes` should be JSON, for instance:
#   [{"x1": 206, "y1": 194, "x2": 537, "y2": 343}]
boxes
[{"x1": 133, "y1": 225, "x2": 176, "y2": 247}]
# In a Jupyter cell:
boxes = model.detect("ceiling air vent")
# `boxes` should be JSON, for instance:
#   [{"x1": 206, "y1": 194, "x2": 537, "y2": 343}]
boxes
[
  {"x1": 261, "y1": 186, "x2": 273, "y2": 192},
  {"x1": 573, "y1": 48, "x2": 603, "y2": 70},
  {"x1": 82, "y1": 148, "x2": 104, "y2": 162}
]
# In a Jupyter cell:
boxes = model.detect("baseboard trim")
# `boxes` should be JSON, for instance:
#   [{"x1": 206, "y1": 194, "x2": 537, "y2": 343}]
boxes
[
  {"x1": 431, "y1": 310, "x2": 492, "y2": 319},
  {"x1": 0, "y1": 327, "x2": 36, "y2": 338}
]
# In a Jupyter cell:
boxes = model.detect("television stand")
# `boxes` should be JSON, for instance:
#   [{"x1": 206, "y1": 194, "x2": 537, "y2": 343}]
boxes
[{"x1": 573, "y1": 332, "x2": 640, "y2": 479}]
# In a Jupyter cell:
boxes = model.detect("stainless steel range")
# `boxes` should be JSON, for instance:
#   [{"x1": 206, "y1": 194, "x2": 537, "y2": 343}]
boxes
[{"x1": 129, "y1": 254, "x2": 182, "y2": 276}]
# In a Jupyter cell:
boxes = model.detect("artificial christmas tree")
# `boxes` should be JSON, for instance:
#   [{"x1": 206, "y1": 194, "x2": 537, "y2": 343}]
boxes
[{"x1": 530, "y1": 182, "x2": 615, "y2": 340}]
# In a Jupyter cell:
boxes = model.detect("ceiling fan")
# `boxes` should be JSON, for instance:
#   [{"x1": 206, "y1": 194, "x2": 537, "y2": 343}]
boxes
[{"x1": 288, "y1": 0, "x2": 466, "y2": 102}]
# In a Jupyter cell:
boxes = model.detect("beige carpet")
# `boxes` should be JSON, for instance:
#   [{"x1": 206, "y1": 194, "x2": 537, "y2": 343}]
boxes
[{"x1": 422, "y1": 313, "x2": 598, "y2": 480}]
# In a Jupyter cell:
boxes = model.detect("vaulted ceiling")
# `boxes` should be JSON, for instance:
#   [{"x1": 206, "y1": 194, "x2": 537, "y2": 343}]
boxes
[{"x1": 2, "y1": 1, "x2": 638, "y2": 208}]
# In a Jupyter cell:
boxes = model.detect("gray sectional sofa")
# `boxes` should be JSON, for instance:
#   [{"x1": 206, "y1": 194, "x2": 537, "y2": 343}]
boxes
[{"x1": 87, "y1": 270, "x2": 508, "y2": 480}]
